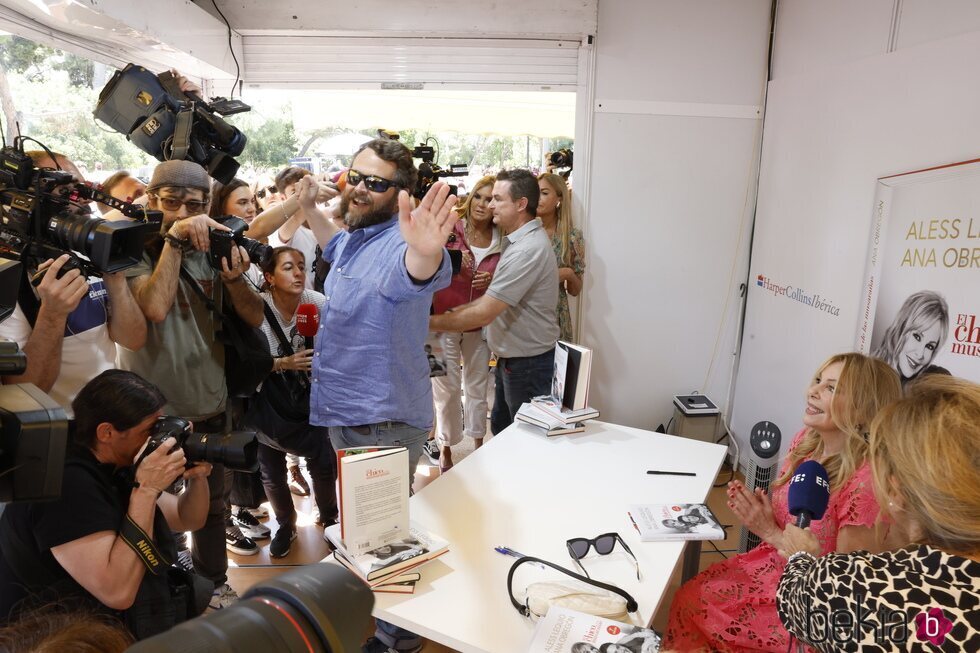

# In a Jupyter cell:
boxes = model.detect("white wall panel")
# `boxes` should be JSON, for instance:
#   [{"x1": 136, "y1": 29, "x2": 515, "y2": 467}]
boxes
[
  {"x1": 770, "y1": 0, "x2": 895, "y2": 79},
  {"x1": 896, "y1": 0, "x2": 980, "y2": 49},
  {"x1": 580, "y1": 0, "x2": 770, "y2": 433}
]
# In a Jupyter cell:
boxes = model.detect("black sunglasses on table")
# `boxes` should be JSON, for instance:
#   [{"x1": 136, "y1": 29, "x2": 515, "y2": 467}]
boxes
[
  {"x1": 567, "y1": 532, "x2": 641, "y2": 581},
  {"x1": 346, "y1": 169, "x2": 399, "y2": 193}
]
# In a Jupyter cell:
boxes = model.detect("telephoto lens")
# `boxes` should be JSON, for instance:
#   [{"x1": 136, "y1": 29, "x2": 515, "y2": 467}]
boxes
[
  {"x1": 182, "y1": 430, "x2": 259, "y2": 473},
  {"x1": 125, "y1": 563, "x2": 374, "y2": 652}
]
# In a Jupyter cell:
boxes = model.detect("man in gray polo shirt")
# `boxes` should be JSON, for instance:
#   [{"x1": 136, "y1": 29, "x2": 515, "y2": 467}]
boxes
[{"x1": 430, "y1": 168, "x2": 558, "y2": 433}]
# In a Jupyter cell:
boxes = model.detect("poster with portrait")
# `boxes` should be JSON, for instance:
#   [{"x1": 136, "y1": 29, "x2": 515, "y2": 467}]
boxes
[{"x1": 858, "y1": 159, "x2": 980, "y2": 384}]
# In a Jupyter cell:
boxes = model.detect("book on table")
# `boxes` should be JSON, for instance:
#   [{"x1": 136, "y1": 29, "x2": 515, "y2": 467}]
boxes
[
  {"x1": 627, "y1": 503, "x2": 725, "y2": 541},
  {"x1": 530, "y1": 396, "x2": 599, "y2": 424},
  {"x1": 525, "y1": 606, "x2": 662, "y2": 652},
  {"x1": 336, "y1": 446, "x2": 410, "y2": 555},
  {"x1": 552, "y1": 340, "x2": 592, "y2": 411},
  {"x1": 325, "y1": 521, "x2": 449, "y2": 582},
  {"x1": 332, "y1": 552, "x2": 421, "y2": 593},
  {"x1": 515, "y1": 403, "x2": 586, "y2": 436}
]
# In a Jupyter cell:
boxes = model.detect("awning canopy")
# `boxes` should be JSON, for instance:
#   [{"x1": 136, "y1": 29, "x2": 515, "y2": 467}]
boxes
[{"x1": 247, "y1": 89, "x2": 576, "y2": 138}]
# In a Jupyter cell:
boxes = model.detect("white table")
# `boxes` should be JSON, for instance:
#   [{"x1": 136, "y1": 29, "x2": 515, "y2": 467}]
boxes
[{"x1": 366, "y1": 420, "x2": 727, "y2": 653}]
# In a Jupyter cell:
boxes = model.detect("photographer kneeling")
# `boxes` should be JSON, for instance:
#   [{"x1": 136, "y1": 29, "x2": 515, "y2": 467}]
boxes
[{"x1": 0, "y1": 370, "x2": 213, "y2": 640}]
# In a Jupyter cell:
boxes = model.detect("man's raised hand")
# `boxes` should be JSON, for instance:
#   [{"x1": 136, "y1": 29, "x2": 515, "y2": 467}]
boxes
[{"x1": 398, "y1": 181, "x2": 458, "y2": 258}]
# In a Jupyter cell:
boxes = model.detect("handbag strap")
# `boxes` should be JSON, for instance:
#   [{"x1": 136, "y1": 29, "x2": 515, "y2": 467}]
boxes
[
  {"x1": 262, "y1": 300, "x2": 295, "y2": 356},
  {"x1": 506, "y1": 555, "x2": 639, "y2": 617}
]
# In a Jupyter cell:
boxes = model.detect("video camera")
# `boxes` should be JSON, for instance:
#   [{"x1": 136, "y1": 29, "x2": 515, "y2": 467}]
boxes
[
  {"x1": 0, "y1": 259, "x2": 69, "y2": 504},
  {"x1": 95, "y1": 64, "x2": 250, "y2": 184},
  {"x1": 411, "y1": 143, "x2": 468, "y2": 200},
  {"x1": 549, "y1": 148, "x2": 573, "y2": 170},
  {"x1": 0, "y1": 138, "x2": 159, "y2": 286},
  {"x1": 138, "y1": 415, "x2": 259, "y2": 473},
  {"x1": 128, "y1": 563, "x2": 374, "y2": 652},
  {"x1": 208, "y1": 215, "x2": 273, "y2": 272}
]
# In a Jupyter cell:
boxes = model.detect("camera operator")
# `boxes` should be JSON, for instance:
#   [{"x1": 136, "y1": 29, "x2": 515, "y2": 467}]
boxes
[
  {"x1": 0, "y1": 152, "x2": 147, "y2": 414},
  {"x1": 117, "y1": 159, "x2": 263, "y2": 609},
  {"x1": 0, "y1": 370, "x2": 212, "y2": 640}
]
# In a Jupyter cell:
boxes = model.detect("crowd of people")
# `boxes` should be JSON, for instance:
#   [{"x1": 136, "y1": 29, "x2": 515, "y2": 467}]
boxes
[
  {"x1": 0, "y1": 130, "x2": 976, "y2": 652},
  {"x1": 0, "y1": 135, "x2": 591, "y2": 651}
]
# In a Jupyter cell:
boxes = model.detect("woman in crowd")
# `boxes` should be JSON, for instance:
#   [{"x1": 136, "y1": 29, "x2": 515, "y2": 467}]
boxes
[
  {"x1": 429, "y1": 174, "x2": 501, "y2": 471},
  {"x1": 872, "y1": 290, "x2": 949, "y2": 384},
  {"x1": 537, "y1": 172, "x2": 585, "y2": 342},
  {"x1": 209, "y1": 178, "x2": 256, "y2": 224},
  {"x1": 245, "y1": 247, "x2": 337, "y2": 559},
  {"x1": 776, "y1": 375, "x2": 980, "y2": 651},
  {"x1": 251, "y1": 173, "x2": 279, "y2": 213},
  {"x1": 664, "y1": 353, "x2": 902, "y2": 652}
]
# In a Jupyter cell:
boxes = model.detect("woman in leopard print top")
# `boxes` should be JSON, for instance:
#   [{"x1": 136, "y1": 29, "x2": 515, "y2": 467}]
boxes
[{"x1": 777, "y1": 375, "x2": 980, "y2": 651}]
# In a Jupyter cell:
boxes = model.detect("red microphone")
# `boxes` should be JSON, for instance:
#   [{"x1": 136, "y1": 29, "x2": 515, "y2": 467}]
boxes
[{"x1": 296, "y1": 303, "x2": 319, "y2": 350}]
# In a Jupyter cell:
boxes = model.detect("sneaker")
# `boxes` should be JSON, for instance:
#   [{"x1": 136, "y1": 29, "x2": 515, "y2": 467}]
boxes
[
  {"x1": 269, "y1": 525, "x2": 297, "y2": 558},
  {"x1": 288, "y1": 465, "x2": 310, "y2": 496},
  {"x1": 175, "y1": 548, "x2": 193, "y2": 573},
  {"x1": 209, "y1": 583, "x2": 239, "y2": 610},
  {"x1": 422, "y1": 439, "x2": 440, "y2": 465},
  {"x1": 361, "y1": 636, "x2": 422, "y2": 653},
  {"x1": 225, "y1": 525, "x2": 258, "y2": 555},
  {"x1": 246, "y1": 505, "x2": 269, "y2": 519},
  {"x1": 232, "y1": 506, "x2": 271, "y2": 540}
]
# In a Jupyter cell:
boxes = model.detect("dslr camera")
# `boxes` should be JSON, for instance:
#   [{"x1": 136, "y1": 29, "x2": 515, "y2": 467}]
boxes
[
  {"x1": 208, "y1": 215, "x2": 273, "y2": 272},
  {"x1": 95, "y1": 64, "x2": 250, "y2": 184},
  {"x1": 0, "y1": 138, "x2": 159, "y2": 285},
  {"x1": 138, "y1": 415, "x2": 258, "y2": 473}
]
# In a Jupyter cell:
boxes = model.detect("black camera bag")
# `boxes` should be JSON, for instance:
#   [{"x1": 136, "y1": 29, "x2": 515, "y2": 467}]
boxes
[
  {"x1": 179, "y1": 266, "x2": 272, "y2": 398},
  {"x1": 246, "y1": 300, "x2": 311, "y2": 431}
]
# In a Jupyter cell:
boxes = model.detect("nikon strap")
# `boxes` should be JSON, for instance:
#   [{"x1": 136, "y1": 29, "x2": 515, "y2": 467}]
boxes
[{"x1": 118, "y1": 515, "x2": 171, "y2": 576}]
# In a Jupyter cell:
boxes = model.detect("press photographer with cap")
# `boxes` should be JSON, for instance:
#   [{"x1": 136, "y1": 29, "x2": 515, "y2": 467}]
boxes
[
  {"x1": 117, "y1": 159, "x2": 264, "y2": 609},
  {"x1": 0, "y1": 370, "x2": 212, "y2": 639}
]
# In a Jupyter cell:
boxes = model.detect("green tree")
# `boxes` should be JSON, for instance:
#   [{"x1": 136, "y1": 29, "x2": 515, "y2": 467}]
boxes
[{"x1": 238, "y1": 117, "x2": 298, "y2": 169}]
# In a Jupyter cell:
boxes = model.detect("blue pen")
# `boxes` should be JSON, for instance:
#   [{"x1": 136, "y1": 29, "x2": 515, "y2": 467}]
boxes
[{"x1": 495, "y1": 546, "x2": 545, "y2": 568}]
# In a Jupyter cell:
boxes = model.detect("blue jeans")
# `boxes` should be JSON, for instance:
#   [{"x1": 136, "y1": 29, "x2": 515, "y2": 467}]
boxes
[
  {"x1": 491, "y1": 348, "x2": 556, "y2": 435},
  {"x1": 328, "y1": 421, "x2": 428, "y2": 650}
]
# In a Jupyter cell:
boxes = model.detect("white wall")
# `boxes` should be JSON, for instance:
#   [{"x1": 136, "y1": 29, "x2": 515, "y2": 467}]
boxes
[
  {"x1": 732, "y1": 1, "x2": 980, "y2": 460},
  {"x1": 580, "y1": 0, "x2": 771, "y2": 432}
]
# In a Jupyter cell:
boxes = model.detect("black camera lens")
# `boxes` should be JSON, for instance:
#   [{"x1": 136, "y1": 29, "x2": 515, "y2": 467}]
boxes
[
  {"x1": 240, "y1": 237, "x2": 272, "y2": 268},
  {"x1": 182, "y1": 430, "x2": 258, "y2": 473},
  {"x1": 126, "y1": 564, "x2": 374, "y2": 653},
  {"x1": 47, "y1": 213, "x2": 149, "y2": 272}
]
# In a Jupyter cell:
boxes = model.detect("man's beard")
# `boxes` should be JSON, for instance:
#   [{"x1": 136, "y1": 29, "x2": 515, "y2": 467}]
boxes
[{"x1": 341, "y1": 189, "x2": 398, "y2": 230}]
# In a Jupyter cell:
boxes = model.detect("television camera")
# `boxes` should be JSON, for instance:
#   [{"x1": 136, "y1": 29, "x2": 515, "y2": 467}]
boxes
[
  {"x1": 0, "y1": 138, "x2": 160, "y2": 287},
  {"x1": 411, "y1": 143, "x2": 469, "y2": 200},
  {"x1": 0, "y1": 259, "x2": 68, "y2": 504},
  {"x1": 95, "y1": 64, "x2": 250, "y2": 184}
]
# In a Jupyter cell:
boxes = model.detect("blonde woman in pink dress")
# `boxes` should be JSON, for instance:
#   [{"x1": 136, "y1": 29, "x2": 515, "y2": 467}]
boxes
[{"x1": 664, "y1": 353, "x2": 902, "y2": 652}]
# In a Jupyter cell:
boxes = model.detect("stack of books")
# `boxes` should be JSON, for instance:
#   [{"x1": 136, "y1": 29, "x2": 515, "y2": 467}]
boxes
[
  {"x1": 333, "y1": 446, "x2": 449, "y2": 593},
  {"x1": 326, "y1": 522, "x2": 449, "y2": 594},
  {"x1": 516, "y1": 341, "x2": 598, "y2": 436}
]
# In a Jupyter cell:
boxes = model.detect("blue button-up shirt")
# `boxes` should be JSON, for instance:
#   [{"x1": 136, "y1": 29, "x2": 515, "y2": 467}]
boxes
[{"x1": 310, "y1": 216, "x2": 451, "y2": 430}]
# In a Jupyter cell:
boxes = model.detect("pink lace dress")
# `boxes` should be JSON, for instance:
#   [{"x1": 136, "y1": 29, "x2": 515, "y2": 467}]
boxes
[{"x1": 663, "y1": 429, "x2": 881, "y2": 652}]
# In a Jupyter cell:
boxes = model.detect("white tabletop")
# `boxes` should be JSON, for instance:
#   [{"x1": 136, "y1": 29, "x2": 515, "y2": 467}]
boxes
[{"x1": 365, "y1": 420, "x2": 728, "y2": 653}]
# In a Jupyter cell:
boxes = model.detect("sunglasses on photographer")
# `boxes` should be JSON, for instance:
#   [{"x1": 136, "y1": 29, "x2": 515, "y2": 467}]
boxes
[
  {"x1": 255, "y1": 185, "x2": 278, "y2": 199},
  {"x1": 346, "y1": 169, "x2": 399, "y2": 193},
  {"x1": 152, "y1": 194, "x2": 208, "y2": 214},
  {"x1": 567, "y1": 532, "x2": 641, "y2": 581}
]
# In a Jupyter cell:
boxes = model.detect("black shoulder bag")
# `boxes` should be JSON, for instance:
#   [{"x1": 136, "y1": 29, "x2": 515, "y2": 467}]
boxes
[
  {"x1": 179, "y1": 266, "x2": 273, "y2": 398},
  {"x1": 249, "y1": 300, "x2": 312, "y2": 429}
]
